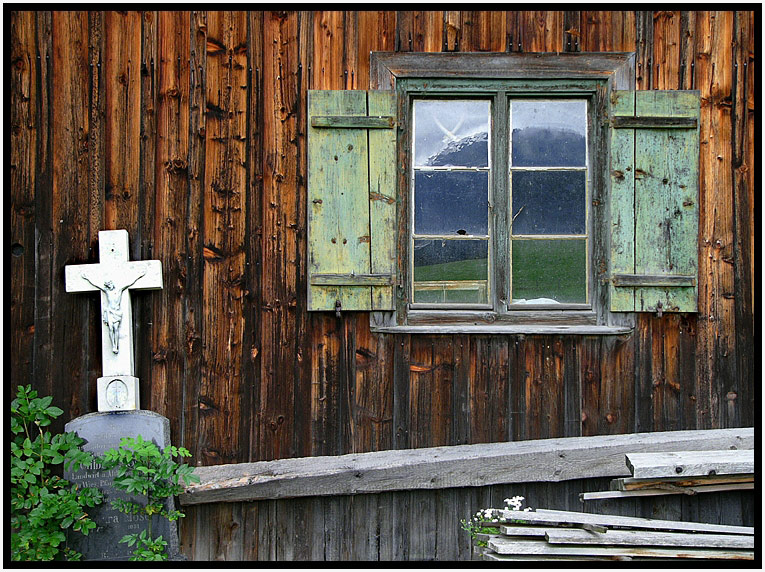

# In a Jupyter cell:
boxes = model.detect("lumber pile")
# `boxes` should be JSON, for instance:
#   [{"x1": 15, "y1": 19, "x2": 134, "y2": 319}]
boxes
[
  {"x1": 580, "y1": 449, "x2": 754, "y2": 501},
  {"x1": 473, "y1": 509, "x2": 755, "y2": 561}
]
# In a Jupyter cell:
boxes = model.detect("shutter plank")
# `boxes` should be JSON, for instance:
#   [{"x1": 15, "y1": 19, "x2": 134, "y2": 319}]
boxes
[
  {"x1": 367, "y1": 91, "x2": 397, "y2": 311},
  {"x1": 634, "y1": 91, "x2": 699, "y2": 312},
  {"x1": 308, "y1": 90, "x2": 372, "y2": 311},
  {"x1": 609, "y1": 90, "x2": 636, "y2": 311},
  {"x1": 610, "y1": 90, "x2": 699, "y2": 313}
]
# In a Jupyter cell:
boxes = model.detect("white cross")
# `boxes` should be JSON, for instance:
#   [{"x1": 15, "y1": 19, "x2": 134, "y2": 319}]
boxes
[{"x1": 65, "y1": 230, "x2": 162, "y2": 411}]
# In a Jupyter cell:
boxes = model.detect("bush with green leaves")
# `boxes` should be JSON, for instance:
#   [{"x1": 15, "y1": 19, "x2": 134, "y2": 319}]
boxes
[
  {"x1": 98, "y1": 435, "x2": 200, "y2": 561},
  {"x1": 10, "y1": 385, "x2": 103, "y2": 561}
]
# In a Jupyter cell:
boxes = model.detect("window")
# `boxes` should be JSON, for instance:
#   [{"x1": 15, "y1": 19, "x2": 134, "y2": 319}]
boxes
[
  {"x1": 306, "y1": 53, "x2": 700, "y2": 334},
  {"x1": 410, "y1": 96, "x2": 591, "y2": 310},
  {"x1": 398, "y1": 77, "x2": 604, "y2": 327}
]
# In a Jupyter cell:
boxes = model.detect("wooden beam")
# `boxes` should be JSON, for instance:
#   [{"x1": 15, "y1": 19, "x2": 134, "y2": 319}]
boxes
[
  {"x1": 370, "y1": 324, "x2": 635, "y2": 335},
  {"x1": 626, "y1": 449, "x2": 754, "y2": 478},
  {"x1": 499, "y1": 509, "x2": 754, "y2": 536},
  {"x1": 487, "y1": 538, "x2": 753, "y2": 560},
  {"x1": 611, "y1": 116, "x2": 698, "y2": 129},
  {"x1": 611, "y1": 473, "x2": 753, "y2": 491},
  {"x1": 612, "y1": 274, "x2": 696, "y2": 287},
  {"x1": 545, "y1": 528, "x2": 754, "y2": 549},
  {"x1": 581, "y1": 482, "x2": 753, "y2": 500},
  {"x1": 178, "y1": 427, "x2": 753, "y2": 505},
  {"x1": 310, "y1": 115, "x2": 395, "y2": 129},
  {"x1": 310, "y1": 273, "x2": 395, "y2": 286}
]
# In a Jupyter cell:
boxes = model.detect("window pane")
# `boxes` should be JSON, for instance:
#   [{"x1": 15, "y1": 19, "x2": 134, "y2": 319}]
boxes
[
  {"x1": 511, "y1": 239, "x2": 586, "y2": 303},
  {"x1": 511, "y1": 171, "x2": 586, "y2": 235},
  {"x1": 414, "y1": 239, "x2": 488, "y2": 304},
  {"x1": 414, "y1": 100, "x2": 490, "y2": 167},
  {"x1": 415, "y1": 171, "x2": 489, "y2": 236},
  {"x1": 511, "y1": 100, "x2": 586, "y2": 167}
]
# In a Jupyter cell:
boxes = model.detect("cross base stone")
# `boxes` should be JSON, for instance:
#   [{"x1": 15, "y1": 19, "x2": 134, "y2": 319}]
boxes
[{"x1": 97, "y1": 375, "x2": 140, "y2": 412}]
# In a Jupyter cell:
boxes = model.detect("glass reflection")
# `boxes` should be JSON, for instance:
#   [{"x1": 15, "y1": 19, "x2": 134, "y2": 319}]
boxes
[
  {"x1": 511, "y1": 100, "x2": 587, "y2": 167},
  {"x1": 511, "y1": 239, "x2": 586, "y2": 303},
  {"x1": 415, "y1": 171, "x2": 489, "y2": 236},
  {"x1": 414, "y1": 100, "x2": 490, "y2": 167},
  {"x1": 413, "y1": 239, "x2": 488, "y2": 304},
  {"x1": 511, "y1": 171, "x2": 586, "y2": 235}
]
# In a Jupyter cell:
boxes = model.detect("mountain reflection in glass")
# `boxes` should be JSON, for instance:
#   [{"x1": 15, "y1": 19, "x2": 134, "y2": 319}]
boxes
[
  {"x1": 511, "y1": 171, "x2": 586, "y2": 235},
  {"x1": 413, "y1": 239, "x2": 488, "y2": 304},
  {"x1": 415, "y1": 171, "x2": 489, "y2": 236},
  {"x1": 511, "y1": 100, "x2": 587, "y2": 167},
  {"x1": 414, "y1": 100, "x2": 490, "y2": 167}
]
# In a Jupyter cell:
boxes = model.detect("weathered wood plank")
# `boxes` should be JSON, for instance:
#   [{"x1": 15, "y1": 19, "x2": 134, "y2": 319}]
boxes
[
  {"x1": 149, "y1": 9, "x2": 190, "y2": 432},
  {"x1": 307, "y1": 89, "x2": 371, "y2": 311},
  {"x1": 612, "y1": 473, "x2": 753, "y2": 491},
  {"x1": 504, "y1": 508, "x2": 754, "y2": 535},
  {"x1": 633, "y1": 90, "x2": 700, "y2": 313},
  {"x1": 732, "y1": 10, "x2": 755, "y2": 430},
  {"x1": 103, "y1": 11, "x2": 141, "y2": 233},
  {"x1": 51, "y1": 10, "x2": 97, "y2": 418},
  {"x1": 258, "y1": 10, "x2": 301, "y2": 461},
  {"x1": 30, "y1": 10, "x2": 56, "y2": 418},
  {"x1": 612, "y1": 274, "x2": 696, "y2": 287},
  {"x1": 626, "y1": 450, "x2": 754, "y2": 479},
  {"x1": 608, "y1": 90, "x2": 636, "y2": 311},
  {"x1": 367, "y1": 90, "x2": 397, "y2": 311},
  {"x1": 373, "y1": 325, "x2": 633, "y2": 335},
  {"x1": 695, "y1": 11, "x2": 738, "y2": 429},
  {"x1": 310, "y1": 115, "x2": 394, "y2": 128},
  {"x1": 488, "y1": 537, "x2": 752, "y2": 559},
  {"x1": 545, "y1": 528, "x2": 754, "y2": 549},
  {"x1": 583, "y1": 482, "x2": 753, "y2": 500},
  {"x1": 10, "y1": 11, "x2": 38, "y2": 398},
  {"x1": 178, "y1": 428, "x2": 753, "y2": 504},
  {"x1": 612, "y1": 116, "x2": 697, "y2": 128}
]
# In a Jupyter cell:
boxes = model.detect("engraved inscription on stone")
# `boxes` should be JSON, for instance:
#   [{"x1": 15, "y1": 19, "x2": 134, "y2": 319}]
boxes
[{"x1": 64, "y1": 411, "x2": 182, "y2": 561}]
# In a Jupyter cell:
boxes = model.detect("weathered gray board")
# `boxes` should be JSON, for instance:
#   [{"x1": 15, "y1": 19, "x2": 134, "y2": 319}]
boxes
[
  {"x1": 626, "y1": 450, "x2": 754, "y2": 479},
  {"x1": 486, "y1": 538, "x2": 753, "y2": 560},
  {"x1": 64, "y1": 411, "x2": 182, "y2": 561},
  {"x1": 497, "y1": 508, "x2": 754, "y2": 535},
  {"x1": 179, "y1": 427, "x2": 753, "y2": 505},
  {"x1": 545, "y1": 528, "x2": 754, "y2": 549}
]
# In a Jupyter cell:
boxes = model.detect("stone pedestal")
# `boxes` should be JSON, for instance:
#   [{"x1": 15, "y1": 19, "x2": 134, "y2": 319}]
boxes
[{"x1": 64, "y1": 411, "x2": 183, "y2": 561}]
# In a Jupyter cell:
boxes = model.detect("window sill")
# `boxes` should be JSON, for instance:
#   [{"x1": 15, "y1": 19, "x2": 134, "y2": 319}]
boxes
[{"x1": 370, "y1": 324, "x2": 633, "y2": 335}]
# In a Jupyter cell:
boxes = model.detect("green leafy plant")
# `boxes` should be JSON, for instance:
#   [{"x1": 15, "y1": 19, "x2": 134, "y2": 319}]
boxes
[
  {"x1": 461, "y1": 495, "x2": 534, "y2": 547},
  {"x1": 10, "y1": 385, "x2": 103, "y2": 561},
  {"x1": 98, "y1": 435, "x2": 200, "y2": 561}
]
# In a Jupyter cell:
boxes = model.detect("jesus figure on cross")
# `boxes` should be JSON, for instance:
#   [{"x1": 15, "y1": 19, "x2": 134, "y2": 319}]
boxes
[{"x1": 81, "y1": 269, "x2": 146, "y2": 354}]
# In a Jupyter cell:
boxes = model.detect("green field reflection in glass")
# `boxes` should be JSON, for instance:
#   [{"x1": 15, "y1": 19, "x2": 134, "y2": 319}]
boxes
[
  {"x1": 511, "y1": 239, "x2": 586, "y2": 304},
  {"x1": 413, "y1": 239, "x2": 488, "y2": 304}
]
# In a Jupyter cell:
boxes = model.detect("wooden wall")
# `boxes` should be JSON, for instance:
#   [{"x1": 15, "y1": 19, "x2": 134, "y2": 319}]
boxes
[
  {"x1": 179, "y1": 478, "x2": 754, "y2": 560},
  {"x1": 11, "y1": 11, "x2": 755, "y2": 464}
]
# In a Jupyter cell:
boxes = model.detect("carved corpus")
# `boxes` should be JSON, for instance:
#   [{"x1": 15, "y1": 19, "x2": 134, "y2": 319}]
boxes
[{"x1": 65, "y1": 230, "x2": 163, "y2": 411}]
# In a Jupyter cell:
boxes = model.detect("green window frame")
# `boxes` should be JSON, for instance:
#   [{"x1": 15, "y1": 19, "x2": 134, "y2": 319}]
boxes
[{"x1": 397, "y1": 77, "x2": 605, "y2": 327}]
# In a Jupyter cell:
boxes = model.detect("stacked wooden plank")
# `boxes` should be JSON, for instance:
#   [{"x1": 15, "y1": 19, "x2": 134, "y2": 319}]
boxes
[
  {"x1": 474, "y1": 509, "x2": 755, "y2": 561},
  {"x1": 581, "y1": 449, "x2": 754, "y2": 501}
]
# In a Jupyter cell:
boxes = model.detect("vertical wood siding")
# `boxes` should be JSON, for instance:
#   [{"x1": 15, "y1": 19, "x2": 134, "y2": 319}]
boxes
[{"x1": 10, "y1": 10, "x2": 755, "y2": 559}]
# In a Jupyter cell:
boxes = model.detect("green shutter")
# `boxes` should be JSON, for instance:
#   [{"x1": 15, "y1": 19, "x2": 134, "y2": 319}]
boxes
[
  {"x1": 307, "y1": 90, "x2": 397, "y2": 312},
  {"x1": 609, "y1": 90, "x2": 700, "y2": 313}
]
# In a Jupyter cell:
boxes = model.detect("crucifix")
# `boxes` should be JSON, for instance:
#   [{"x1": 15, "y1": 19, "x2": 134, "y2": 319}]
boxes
[{"x1": 65, "y1": 230, "x2": 162, "y2": 412}]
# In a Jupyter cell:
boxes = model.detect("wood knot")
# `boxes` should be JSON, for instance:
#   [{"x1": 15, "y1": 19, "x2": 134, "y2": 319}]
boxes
[{"x1": 166, "y1": 158, "x2": 188, "y2": 174}]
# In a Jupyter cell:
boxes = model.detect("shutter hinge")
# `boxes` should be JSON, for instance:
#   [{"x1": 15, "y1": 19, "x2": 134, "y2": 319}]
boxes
[
  {"x1": 656, "y1": 300, "x2": 663, "y2": 318},
  {"x1": 335, "y1": 299, "x2": 342, "y2": 318}
]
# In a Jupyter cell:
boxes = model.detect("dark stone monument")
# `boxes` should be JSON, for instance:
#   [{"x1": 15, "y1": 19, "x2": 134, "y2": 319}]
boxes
[{"x1": 64, "y1": 411, "x2": 183, "y2": 561}]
